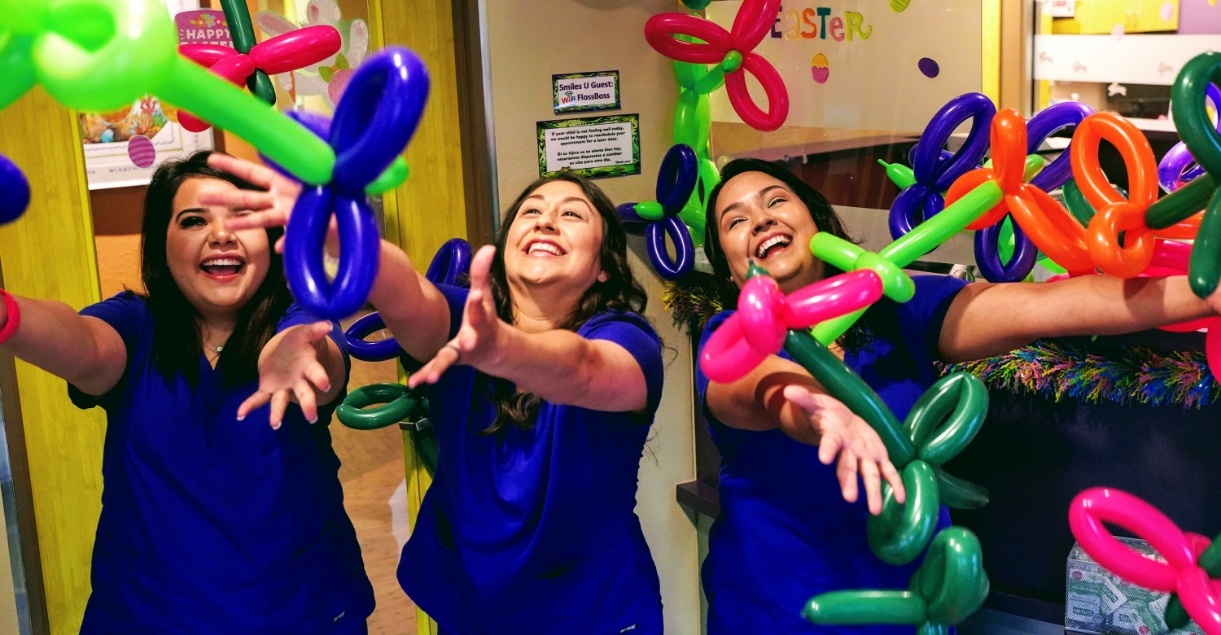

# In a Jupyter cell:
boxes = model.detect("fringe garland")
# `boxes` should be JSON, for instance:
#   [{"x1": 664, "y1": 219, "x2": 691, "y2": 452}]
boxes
[{"x1": 939, "y1": 341, "x2": 1217, "y2": 410}]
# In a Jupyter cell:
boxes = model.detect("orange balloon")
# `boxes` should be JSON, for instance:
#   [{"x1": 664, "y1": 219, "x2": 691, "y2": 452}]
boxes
[
  {"x1": 1087, "y1": 201, "x2": 1154, "y2": 278},
  {"x1": 991, "y1": 109, "x2": 1030, "y2": 192},
  {"x1": 1009, "y1": 185, "x2": 1094, "y2": 273}
]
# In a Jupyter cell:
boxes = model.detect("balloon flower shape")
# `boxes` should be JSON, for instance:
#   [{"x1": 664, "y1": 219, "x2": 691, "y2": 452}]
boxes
[
  {"x1": 976, "y1": 101, "x2": 1095, "y2": 282},
  {"x1": 1069, "y1": 487, "x2": 1221, "y2": 635},
  {"x1": 946, "y1": 109, "x2": 1092, "y2": 275},
  {"x1": 699, "y1": 262, "x2": 886, "y2": 384},
  {"x1": 1072, "y1": 112, "x2": 1203, "y2": 278},
  {"x1": 803, "y1": 527, "x2": 990, "y2": 634},
  {"x1": 1157, "y1": 83, "x2": 1221, "y2": 193},
  {"x1": 644, "y1": 0, "x2": 789, "y2": 131},
  {"x1": 782, "y1": 328, "x2": 990, "y2": 564},
  {"x1": 619, "y1": 145, "x2": 700, "y2": 280},
  {"x1": 0, "y1": 0, "x2": 339, "y2": 184},
  {"x1": 0, "y1": 154, "x2": 30, "y2": 225},
  {"x1": 886, "y1": 92, "x2": 995, "y2": 241},
  {"x1": 1145, "y1": 52, "x2": 1221, "y2": 300},
  {"x1": 177, "y1": 24, "x2": 342, "y2": 131},
  {"x1": 809, "y1": 183, "x2": 1003, "y2": 345},
  {"x1": 284, "y1": 47, "x2": 429, "y2": 320},
  {"x1": 671, "y1": 59, "x2": 723, "y2": 246},
  {"x1": 344, "y1": 238, "x2": 471, "y2": 362}
]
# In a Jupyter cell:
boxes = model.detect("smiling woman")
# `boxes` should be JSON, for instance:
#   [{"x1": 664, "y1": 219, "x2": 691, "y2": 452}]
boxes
[
  {"x1": 0, "y1": 151, "x2": 374, "y2": 632},
  {"x1": 208, "y1": 156, "x2": 668, "y2": 634}
]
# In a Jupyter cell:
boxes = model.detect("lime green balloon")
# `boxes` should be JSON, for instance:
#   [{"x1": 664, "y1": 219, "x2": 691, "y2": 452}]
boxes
[
  {"x1": 720, "y1": 50, "x2": 743, "y2": 73},
  {"x1": 634, "y1": 201, "x2": 665, "y2": 221},
  {"x1": 34, "y1": 0, "x2": 178, "y2": 112},
  {"x1": 673, "y1": 90, "x2": 710, "y2": 154},
  {"x1": 161, "y1": 60, "x2": 336, "y2": 185},
  {"x1": 0, "y1": 1, "x2": 48, "y2": 32},
  {"x1": 879, "y1": 160, "x2": 916, "y2": 189},
  {"x1": 691, "y1": 65, "x2": 727, "y2": 95},
  {"x1": 673, "y1": 60, "x2": 703, "y2": 90},
  {"x1": 366, "y1": 157, "x2": 409, "y2": 196},
  {"x1": 0, "y1": 33, "x2": 35, "y2": 109}
]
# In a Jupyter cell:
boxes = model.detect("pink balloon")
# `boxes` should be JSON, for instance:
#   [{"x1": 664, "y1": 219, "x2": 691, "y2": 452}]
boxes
[
  {"x1": 699, "y1": 270, "x2": 885, "y2": 384},
  {"x1": 1068, "y1": 487, "x2": 1197, "y2": 592},
  {"x1": 701, "y1": 314, "x2": 769, "y2": 384},
  {"x1": 250, "y1": 25, "x2": 341, "y2": 75},
  {"x1": 1177, "y1": 567, "x2": 1221, "y2": 635}
]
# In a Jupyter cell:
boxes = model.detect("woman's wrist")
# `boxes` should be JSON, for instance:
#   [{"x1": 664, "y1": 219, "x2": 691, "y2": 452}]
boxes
[{"x1": 0, "y1": 290, "x2": 22, "y2": 345}]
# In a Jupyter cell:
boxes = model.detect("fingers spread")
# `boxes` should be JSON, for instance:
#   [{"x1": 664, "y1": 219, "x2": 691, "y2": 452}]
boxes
[
  {"x1": 270, "y1": 390, "x2": 291, "y2": 430},
  {"x1": 237, "y1": 390, "x2": 271, "y2": 421}
]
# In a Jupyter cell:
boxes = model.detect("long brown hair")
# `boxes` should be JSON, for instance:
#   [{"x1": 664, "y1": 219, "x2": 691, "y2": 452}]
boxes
[
  {"x1": 483, "y1": 172, "x2": 648, "y2": 433},
  {"x1": 140, "y1": 151, "x2": 291, "y2": 386}
]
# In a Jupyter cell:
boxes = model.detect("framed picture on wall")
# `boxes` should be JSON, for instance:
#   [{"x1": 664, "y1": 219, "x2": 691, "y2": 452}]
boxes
[{"x1": 82, "y1": 0, "x2": 218, "y2": 190}]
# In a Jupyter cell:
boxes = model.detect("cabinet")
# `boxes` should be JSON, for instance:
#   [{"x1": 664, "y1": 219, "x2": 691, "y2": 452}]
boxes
[{"x1": 1052, "y1": 0, "x2": 1178, "y2": 34}]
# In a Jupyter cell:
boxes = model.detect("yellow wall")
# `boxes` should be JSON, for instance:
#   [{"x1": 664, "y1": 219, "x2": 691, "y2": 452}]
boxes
[
  {"x1": 0, "y1": 88, "x2": 106, "y2": 634},
  {"x1": 485, "y1": 1, "x2": 700, "y2": 631}
]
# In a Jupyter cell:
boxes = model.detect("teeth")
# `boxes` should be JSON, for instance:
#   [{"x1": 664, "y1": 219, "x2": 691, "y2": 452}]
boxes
[
  {"x1": 203, "y1": 258, "x2": 243, "y2": 266},
  {"x1": 755, "y1": 235, "x2": 792, "y2": 258},
  {"x1": 527, "y1": 242, "x2": 562, "y2": 256}
]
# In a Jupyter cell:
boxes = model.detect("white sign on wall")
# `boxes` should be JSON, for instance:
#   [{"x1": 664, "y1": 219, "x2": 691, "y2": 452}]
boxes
[{"x1": 705, "y1": 0, "x2": 983, "y2": 133}]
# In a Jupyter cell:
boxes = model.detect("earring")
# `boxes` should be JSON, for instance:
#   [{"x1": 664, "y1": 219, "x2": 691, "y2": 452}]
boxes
[{"x1": 597, "y1": 272, "x2": 608, "y2": 283}]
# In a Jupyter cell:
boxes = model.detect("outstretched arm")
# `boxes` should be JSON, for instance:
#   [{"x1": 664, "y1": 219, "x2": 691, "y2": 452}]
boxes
[
  {"x1": 202, "y1": 153, "x2": 452, "y2": 362},
  {"x1": 408, "y1": 246, "x2": 651, "y2": 413},
  {"x1": 238, "y1": 321, "x2": 346, "y2": 428},
  {"x1": 0, "y1": 294, "x2": 126, "y2": 395},
  {"x1": 704, "y1": 352, "x2": 905, "y2": 514},
  {"x1": 940, "y1": 275, "x2": 1218, "y2": 363}
]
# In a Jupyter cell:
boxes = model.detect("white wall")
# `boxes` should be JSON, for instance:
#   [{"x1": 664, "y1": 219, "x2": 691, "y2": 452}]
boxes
[{"x1": 484, "y1": 1, "x2": 702, "y2": 632}]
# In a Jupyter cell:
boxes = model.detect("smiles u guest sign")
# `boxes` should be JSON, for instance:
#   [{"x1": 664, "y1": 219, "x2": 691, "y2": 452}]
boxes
[{"x1": 553, "y1": 71, "x2": 621, "y2": 114}]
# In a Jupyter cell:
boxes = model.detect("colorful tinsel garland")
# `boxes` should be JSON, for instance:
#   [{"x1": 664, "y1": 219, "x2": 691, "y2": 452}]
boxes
[
  {"x1": 939, "y1": 341, "x2": 1217, "y2": 410},
  {"x1": 664, "y1": 280, "x2": 1217, "y2": 409}
]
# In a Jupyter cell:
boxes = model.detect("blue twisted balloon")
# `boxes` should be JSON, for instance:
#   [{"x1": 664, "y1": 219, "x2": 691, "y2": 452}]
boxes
[
  {"x1": 618, "y1": 144, "x2": 699, "y2": 280},
  {"x1": 0, "y1": 154, "x2": 30, "y2": 224},
  {"x1": 283, "y1": 47, "x2": 429, "y2": 319},
  {"x1": 343, "y1": 238, "x2": 471, "y2": 362},
  {"x1": 888, "y1": 93, "x2": 995, "y2": 240}
]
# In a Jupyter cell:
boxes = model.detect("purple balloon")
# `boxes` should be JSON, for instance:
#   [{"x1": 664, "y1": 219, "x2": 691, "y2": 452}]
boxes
[
  {"x1": 655, "y1": 144, "x2": 698, "y2": 213},
  {"x1": 1026, "y1": 101, "x2": 1095, "y2": 191},
  {"x1": 888, "y1": 92, "x2": 995, "y2": 241},
  {"x1": 1158, "y1": 84, "x2": 1221, "y2": 192},
  {"x1": 974, "y1": 216, "x2": 1038, "y2": 282},
  {"x1": 617, "y1": 202, "x2": 648, "y2": 235},
  {"x1": 284, "y1": 187, "x2": 381, "y2": 319},
  {"x1": 259, "y1": 111, "x2": 332, "y2": 183},
  {"x1": 425, "y1": 238, "x2": 472, "y2": 287}
]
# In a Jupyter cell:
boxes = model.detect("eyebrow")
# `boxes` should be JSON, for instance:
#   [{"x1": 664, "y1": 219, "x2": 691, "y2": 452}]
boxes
[
  {"x1": 174, "y1": 207, "x2": 207, "y2": 221},
  {"x1": 523, "y1": 194, "x2": 593, "y2": 210},
  {"x1": 719, "y1": 184, "x2": 791, "y2": 220}
]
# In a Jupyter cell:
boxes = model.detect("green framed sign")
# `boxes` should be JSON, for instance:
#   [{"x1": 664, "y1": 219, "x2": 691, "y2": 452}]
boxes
[
  {"x1": 536, "y1": 114, "x2": 640, "y2": 179},
  {"x1": 553, "y1": 70, "x2": 621, "y2": 114}
]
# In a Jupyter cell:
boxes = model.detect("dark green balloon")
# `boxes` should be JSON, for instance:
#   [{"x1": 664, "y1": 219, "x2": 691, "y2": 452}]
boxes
[
  {"x1": 803, "y1": 590, "x2": 927, "y2": 625},
  {"x1": 868, "y1": 462, "x2": 939, "y2": 565},
  {"x1": 337, "y1": 383, "x2": 427, "y2": 430}
]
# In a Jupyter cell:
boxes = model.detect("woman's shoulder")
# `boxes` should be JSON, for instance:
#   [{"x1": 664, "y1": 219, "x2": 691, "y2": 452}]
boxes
[{"x1": 579, "y1": 309, "x2": 659, "y2": 341}]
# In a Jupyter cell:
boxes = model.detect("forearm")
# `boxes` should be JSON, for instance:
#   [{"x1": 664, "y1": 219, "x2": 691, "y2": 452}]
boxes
[
  {"x1": 366, "y1": 239, "x2": 451, "y2": 362},
  {"x1": 705, "y1": 356, "x2": 827, "y2": 445},
  {"x1": 941, "y1": 275, "x2": 1213, "y2": 363},
  {"x1": 478, "y1": 327, "x2": 647, "y2": 412},
  {"x1": 1, "y1": 295, "x2": 125, "y2": 393}
]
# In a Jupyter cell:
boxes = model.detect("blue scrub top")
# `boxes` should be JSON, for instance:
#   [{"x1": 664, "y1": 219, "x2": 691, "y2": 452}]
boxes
[
  {"x1": 70, "y1": 292, "x2": 374, "y2": 634},
  {"x1": 397, "y1": 284, "x2": 665, "y2": 635},
  {"x1": 695, "y1": 274, "x2": 967, "y2": 635}
]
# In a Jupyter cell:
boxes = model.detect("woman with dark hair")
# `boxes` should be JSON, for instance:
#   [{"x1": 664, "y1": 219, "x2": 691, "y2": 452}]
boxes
[
  {"x1": 0, "y1": 151, "x2": 373, "y2": 632},
  {"x1": 209, "y1": 156, "x2": 666, "y2": 634},
  {"x1": 695, "y1": 157, "x2": 1221, "y2": 634}
]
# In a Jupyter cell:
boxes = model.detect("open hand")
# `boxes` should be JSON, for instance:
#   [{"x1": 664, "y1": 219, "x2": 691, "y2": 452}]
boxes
[
  {"x1": 199, "y1": 153, "x2": 304, "y2": 253},
  {"x1": 783, "y1": 385, "x2": 906, "y2": 514},
  {"x1": 407, "y1": 245, "x2": 505, "y2": 388},
  {"x1": 239, "y1": 321, "x2": 334, "y2": 429}
]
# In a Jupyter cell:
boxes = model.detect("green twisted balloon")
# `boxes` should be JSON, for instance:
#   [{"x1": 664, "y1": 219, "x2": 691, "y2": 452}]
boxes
[{"x1": 803, "y1": 527, "x2": 990, "y2": 630}]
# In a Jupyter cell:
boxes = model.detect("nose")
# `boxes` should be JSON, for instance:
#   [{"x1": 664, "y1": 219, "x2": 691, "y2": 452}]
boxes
[
  {"x1": 532, "y1": 210, "x2": 558, "y2": 233},
  {"x1": 208, "y1": 221, "x2": 236, "y2": 246},
  {"x1": 752, "y1": 213, "x2": 776, "y2": 234}
]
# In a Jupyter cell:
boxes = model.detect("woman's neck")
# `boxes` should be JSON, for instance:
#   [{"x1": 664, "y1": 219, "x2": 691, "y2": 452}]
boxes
[
  {"x1": 508, "y1": 289, "x2": 578, "y2": 333},
  {"x1": 198, "y1": 316, "x2": 236, "y2": 351}
]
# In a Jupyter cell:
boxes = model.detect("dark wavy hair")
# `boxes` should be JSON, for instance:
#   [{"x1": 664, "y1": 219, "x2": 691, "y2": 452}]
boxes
[
  {"x1": 483, "y1": 171, "x2": 649, "y2": 433},
  {"x1": 139, "y1": 150, "x2": 292, "y2": 386},
  {"x1": 702, "y1": 158, "x2": 874, "y2": 349}
]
